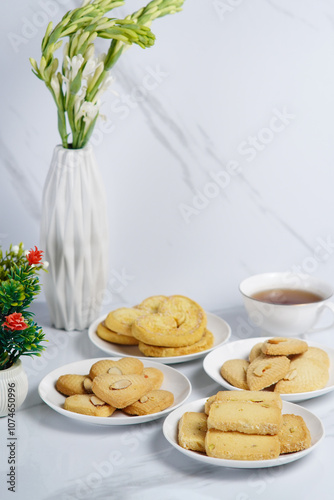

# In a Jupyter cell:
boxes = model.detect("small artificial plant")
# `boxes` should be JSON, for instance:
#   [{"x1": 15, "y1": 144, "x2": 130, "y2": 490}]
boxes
[
  {"x1": 0, "y1": 243, "x2": 48, "y2": 370},
  {"x1": 30, "y1": 0, "x2": 185, "y2": 149}
]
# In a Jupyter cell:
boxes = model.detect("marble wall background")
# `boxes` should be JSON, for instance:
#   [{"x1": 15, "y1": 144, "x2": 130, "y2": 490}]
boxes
[{"x1": 2, "y1": 0, "x2": 334, "y2": 315}]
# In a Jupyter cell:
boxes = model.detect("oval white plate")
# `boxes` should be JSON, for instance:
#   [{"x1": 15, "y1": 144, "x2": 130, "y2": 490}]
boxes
[
  {"x1": 38, "y1": 357, "x2": 192, "y2": 426},
  {"x1": 203, "y1": 337, "x2": 334, "y2": 402},
  {"x1": 88, "y1": 312, "x2": 231, "y2": 364},
  {"x1": 163, "y1": 397, "x2": 324, "y2": 469}
]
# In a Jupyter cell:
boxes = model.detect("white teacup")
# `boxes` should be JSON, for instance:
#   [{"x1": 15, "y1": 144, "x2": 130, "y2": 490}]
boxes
[{"x1": 239, "y1": 272, "x2": 334, "y2": 336}]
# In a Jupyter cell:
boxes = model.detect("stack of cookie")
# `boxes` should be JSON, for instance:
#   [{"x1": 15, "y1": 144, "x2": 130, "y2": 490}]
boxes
[
  {"x1": 178, "y1": 390, "x2": 311, "y2": 460},
  {"x1": 55, "y1": 357, "x2": 174, "y2": 417},
  {"x1": 97, "y1": 295, "x2": 214, "y2": 357},
  {"x1": 221, "y1": 337, "x2": 329, "y2": 393}
]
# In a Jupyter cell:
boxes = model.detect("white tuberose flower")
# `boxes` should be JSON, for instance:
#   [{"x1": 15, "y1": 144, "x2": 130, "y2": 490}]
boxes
[
  {"x1": 66, "y1": 54, "x2": 84, "y2": 81},
  {"x1": 77, "y1": 101, "x2": 100, "y2": 123}
]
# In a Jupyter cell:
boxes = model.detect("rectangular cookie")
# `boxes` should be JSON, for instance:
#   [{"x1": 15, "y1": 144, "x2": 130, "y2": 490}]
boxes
[
  {"x1": 207, "y1": 399, "x2": 282, "y2": 435},
  {"x1": 278, "y1": 414, "x2": 312, "y2": 453},
  {"x1": 214, "y1": 390, "x2": 282, "y2": 409},
  {"x1": 178, "y1": 412, "x2": 208, "y2": 453},
  {"x1": 205, "y1": 429, "x2": 280, "y2": 460}
]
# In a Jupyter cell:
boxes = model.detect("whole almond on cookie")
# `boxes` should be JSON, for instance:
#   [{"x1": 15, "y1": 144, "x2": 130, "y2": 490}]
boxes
[{"x1": 247, "y1": 355, "x2": 290, "y2": 391}]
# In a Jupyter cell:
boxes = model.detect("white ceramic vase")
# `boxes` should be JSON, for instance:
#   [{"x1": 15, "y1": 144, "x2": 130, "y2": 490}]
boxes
[
  {"x1": 0, "y1": 360, "x2": 28, "y2": 417},
  {"x1": 40, "y1": 144, "x2": 109, "y2": 331}
]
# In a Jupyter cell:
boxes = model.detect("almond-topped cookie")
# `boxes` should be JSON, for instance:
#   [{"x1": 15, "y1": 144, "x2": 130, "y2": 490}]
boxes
[
  {"x1": 274, "y1": 357, "x2": 329, "y2": 393},
  {"x1": 246, "y1": 355, "x2": 290, "y2": 391},
  {"x1": 122, "y1": 390, "x2": 174, "y2": 416},
  {"x1": 56, "y1": 374, "x2": 93, "y2": 396},
  {"x1": 64, "y1": 394, "x2": 116, "y2": 417},
  {"x1": 261, "y1": 337, "x2": 308, "y2": 356},
  {"x1": 92, "y1": 373, "x2": 150, "y2": 408},
  {"x1": 89, "y1": 358, "x2": 144, "y2": 379}
]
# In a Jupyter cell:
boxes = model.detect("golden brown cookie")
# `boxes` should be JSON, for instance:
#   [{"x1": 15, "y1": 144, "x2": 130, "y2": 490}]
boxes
[
  {"x1": 92, "y1": 373, "x2": 149, "y2": 408},
  {"x1": 138, "y1": 329, "x2": 214, "y2": 357},
  {"x1": 132, "y1": 296, "x2": 207, "y2": 348},
  {"x1": 204, "y1": 394, "x2": 218, "y2": 415},
  {"x1": 178, "y1": 412, "x2": 208, "y2": 453},
  {"x1": 56, "y1": 374, "x2": 93, "y2": 396},
  {"x1": 63, "y1": 394, "x2": 116, "y2": 417},
  {"x1": 142, "y1": 367, "x2": 164, "y2": 391},
  {"x1": 220, "y1": 359, "x2": 249, "y2": 390},
  {"x1": 136, "y1": 295, "x2": 167, "y2": 313},
  {"x1": 247, "y1": 355, "x2": 290, "y2": 391},
  {"x1": 261, "y1": 338, "x2": 308, "y2": 356},
  {"x1": 274, "y1": 357, "x2": 329, "y2": 394},
  {"x1": 89, "y1": 358, "x2": 144, "y2": 380},
  {"x1": 207, "y1": 398, "x2": 282, "y2": 435},
  {"x1": 278, "y1": 414, "x2": 311, "y2": 453},
  {"x1": 105, "y1": 307, "x2": 145, "y2": 336},
  {"x1": 122, "y1": 390, "x2": 174, "y2": 416},
  {"x1": 249, "y1": 343, "x2": 264, "y2": 362},
  {"x1": 214, "y1": 390, "x2": 283, "y2": 409},
  {"x1": 205, "y1": 430, "x2": 280, "y2": 460},
  {"x1": 96, "y1": 322, "x2": 139, "y2": 345},
  {"x1": 291, "y1": 346, "x2": 330, "y2": 368}
]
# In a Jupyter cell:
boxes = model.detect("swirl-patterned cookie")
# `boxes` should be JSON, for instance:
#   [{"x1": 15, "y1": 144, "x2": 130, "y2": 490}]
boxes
[
  {"x1": 138, "y1": 329, "x2": 214, "y2": 357},
  {"x1": 105, "y1": 307, "x2": 145, "y2": 336},
  {"x1": 132, "y1": 296, "x2": 206, "y2": 347},
  {"x1": 96, "y1": 322, "x2": 139, "y2": 345}
]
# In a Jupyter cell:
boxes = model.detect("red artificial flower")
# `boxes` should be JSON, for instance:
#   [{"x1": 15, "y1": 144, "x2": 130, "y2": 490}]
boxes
[
  {"x1": 2, "y1": 312, "x2": 28, "y2": 331},
  {"x1": 27, "y1": 246, "x2": 43, "y2": 265}
]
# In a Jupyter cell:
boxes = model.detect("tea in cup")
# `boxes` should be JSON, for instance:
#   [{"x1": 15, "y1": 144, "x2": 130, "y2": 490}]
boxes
[{"x1": 239, "y1": 272, "x2": 334, "y2": 336}]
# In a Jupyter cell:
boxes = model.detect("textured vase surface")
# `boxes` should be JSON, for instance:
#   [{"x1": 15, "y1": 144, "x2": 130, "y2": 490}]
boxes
[
  {"x1": 0, "y1": 360, "x2": 28, "y2": 417},
  {"x1": 40, "y1": 144, "x2": 108, "y2": 331}
]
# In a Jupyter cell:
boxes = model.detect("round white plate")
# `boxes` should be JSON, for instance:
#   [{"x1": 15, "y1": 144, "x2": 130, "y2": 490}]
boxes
[
  {"x1": 38, "y1": 357, "x2": 192, "y2": 426},
  {"x1": 163, "y1": 397, "x2": 324, "y2": 469},
  {"x1": 88, "y1": 312, "x2": 231, "y2": 364},
  {"x1": 203, "y1": 337, "x2": 334, "y2": 402}
]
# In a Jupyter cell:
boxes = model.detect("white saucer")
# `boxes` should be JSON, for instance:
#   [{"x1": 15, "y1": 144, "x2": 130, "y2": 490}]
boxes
[
  {"x1": 203, "y1": 337, "x2": 334, "y2": 402},
  {"x1": 88, "y1": 312, "x2": 231, "y2": 364},
  {"x1": 163, "y1": 397, "x2": 324, "y2": 469},
  {"x1": 38, "y1": 357, "x2": 192, "y2": 425}
]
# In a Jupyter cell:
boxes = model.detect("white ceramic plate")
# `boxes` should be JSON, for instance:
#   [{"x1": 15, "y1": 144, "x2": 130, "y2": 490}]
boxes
[
  {"x1": 38, "y1": 357, "x2": 192, "y2": 426},
  {"x1": 163, "y1": 397, "x2": 324, "y2": 469},
  {"x1": 88, "y1": 312, "x2": 231, "y2": 364},
  {"x1": 203, "y1": 337, "x2": 334, "y2": 402}
]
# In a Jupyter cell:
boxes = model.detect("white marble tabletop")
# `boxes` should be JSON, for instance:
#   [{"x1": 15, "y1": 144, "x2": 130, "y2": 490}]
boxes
[{"x1": 1, "y1": 301, "x2": 334, "y2": 500}]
